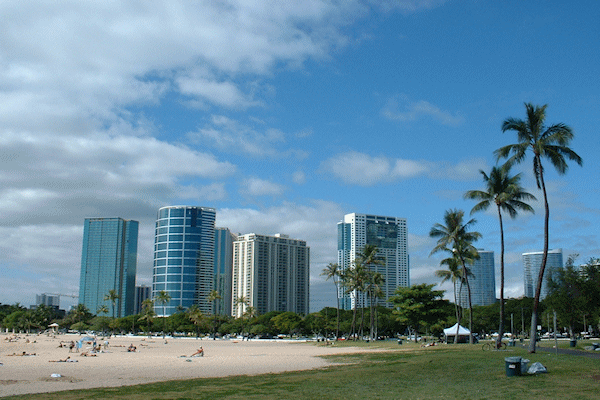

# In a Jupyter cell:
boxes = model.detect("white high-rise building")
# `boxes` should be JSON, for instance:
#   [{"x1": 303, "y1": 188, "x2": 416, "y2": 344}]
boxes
[
  {"x1": 337, "y1": 213, "x2": 409, "y2": 310},
  {"x1": 523, "y1": 248, "x2": 563, "y2": 300},
  {"x1": 455, "y1": 250, "x2": 496, "y2": 307},
  {"x1": 232, "y1": 233, "x2": 309, "y2": 316}
]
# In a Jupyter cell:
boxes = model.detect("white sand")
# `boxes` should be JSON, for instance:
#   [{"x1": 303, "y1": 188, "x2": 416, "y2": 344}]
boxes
[{"x1": 0, "y1": 333, "x2": 365, "y2": 397}]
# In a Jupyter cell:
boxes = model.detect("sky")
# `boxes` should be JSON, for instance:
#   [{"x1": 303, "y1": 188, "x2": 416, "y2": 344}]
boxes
[{"x1": 1, "y1": 0, "x2": 599, "y2": 313}]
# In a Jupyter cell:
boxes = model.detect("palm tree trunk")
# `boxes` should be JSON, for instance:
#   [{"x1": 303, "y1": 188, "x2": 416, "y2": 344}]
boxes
[
  {"x1": 455, "y1": 282, "x2": 463, "y2": 344},
  {"x1": 497, "y1": 206, "x2": 505, "y2": 349},
  {"x1": 369, "y1": 292, "x2": 375, "y2": 340},
  {"x1": 529, "y1": 165, "x2": 550, "y2": 353},
  {"x1": 359, "y1": 293, "x2": 365, "y2": 340},
  {"x1": 335, "y1": 280, "x2": 340, "y2": 339},
  {"x1": 466, "y1": 276, "x2": 473, "y2": 345},
  {"x1": 351, "y1": 301, "x2": 357, "y2": 340},
  {"x1": 460, "y1": 256, "x2": 474, "y2": 345},
  {"x1": 452, "y1": 285, "x2": 459, "y2": 344}
]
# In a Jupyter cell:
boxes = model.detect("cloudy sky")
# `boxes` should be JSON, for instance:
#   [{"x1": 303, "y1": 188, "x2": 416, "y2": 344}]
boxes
[{"x1": 1, "y1": 0, "x2": 599, "y2": 312}]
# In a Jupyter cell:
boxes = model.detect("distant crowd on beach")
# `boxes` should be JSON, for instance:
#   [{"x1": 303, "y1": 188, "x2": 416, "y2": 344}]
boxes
[{"x1": 2, "y1": 332, "x2": 210, "y2": 366}]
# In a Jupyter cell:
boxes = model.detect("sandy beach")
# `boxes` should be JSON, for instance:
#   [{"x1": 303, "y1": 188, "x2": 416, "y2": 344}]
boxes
[{"x1": 0, "y1": 332, "x2": 365, "y2": 397}]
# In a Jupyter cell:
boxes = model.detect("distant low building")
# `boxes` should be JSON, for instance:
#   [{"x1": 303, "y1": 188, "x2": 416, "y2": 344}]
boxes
[
  {"x1": 36, "y1": 293, "x2": 60, "y2": 308},
  {"x1": 134, "y1": 286, "x2": 151, "y2": 315}
]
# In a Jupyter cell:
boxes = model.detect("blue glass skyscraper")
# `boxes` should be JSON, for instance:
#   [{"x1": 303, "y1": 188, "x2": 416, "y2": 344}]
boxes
[
  {"x1": 455, "y1": 250, "x2": 496, "y2": 307},
  {"x1": 79, "y1": 217, "x2": 138, "y2": 317},
  {"x1": 152, "y1": 206, "x2": 216, "y2": 316},
  {"x1": 214, "y1": 227, "x2": 236, "y2": 316},
  {"x1": 523, "y1": 248, "x2": 563, "y2": 300}
]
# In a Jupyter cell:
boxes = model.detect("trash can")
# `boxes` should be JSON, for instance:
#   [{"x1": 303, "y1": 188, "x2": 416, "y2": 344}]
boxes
[
  {"x1": 521, "y1": 359, "x2": 529, "y2": 373},
  {"x1": 398, "y1": 339, "x2": 402, "y2": 345},
  {"x1": 570, "y1": 339, "x2": 577, "y2": 348},
  {"x1": 505, "y1": 357, "x2": 522, "y2": 377}
]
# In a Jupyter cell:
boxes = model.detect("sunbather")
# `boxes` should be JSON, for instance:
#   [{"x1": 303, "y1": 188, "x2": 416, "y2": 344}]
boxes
[
  {"x1": 49, "y1": 356, "x2": 78, "y2": 362},
  {"x1": 190, "y1": 347, "x2": 204, "y2": 357}
]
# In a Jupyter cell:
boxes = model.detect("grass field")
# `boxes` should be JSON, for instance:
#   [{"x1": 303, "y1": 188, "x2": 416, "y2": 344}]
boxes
[{"x1": 6, "y1": 341, "x2": 600, "y2": 400}]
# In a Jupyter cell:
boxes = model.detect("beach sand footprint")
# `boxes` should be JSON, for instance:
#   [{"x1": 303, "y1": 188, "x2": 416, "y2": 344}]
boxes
[
  {"x1": 39, "y1": 375, "x2": 83, "y2": 383},
  {"x1": 1, "y1": 379, "x2": 25, "y2": 386}
]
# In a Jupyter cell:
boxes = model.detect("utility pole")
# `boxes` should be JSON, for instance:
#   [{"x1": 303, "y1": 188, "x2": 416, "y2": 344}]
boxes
[
  {"x1": 521, "y1": 306, "x2": 525, "y2": 336},
  {"x1": 553, "y1": 310, "x2": 558, "y2": 355},
  {"x1": 511, "y1": 313, "x2": 514, "y2": 336}
]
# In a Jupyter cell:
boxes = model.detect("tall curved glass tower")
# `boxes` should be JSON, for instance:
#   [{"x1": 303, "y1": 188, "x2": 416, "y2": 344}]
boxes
[
  {"x1": 523, "y1": 248, "x2": 563, "y2": 300},
  {"x1": 152, "y1": 206, "x2": 215, "y2": 316}
]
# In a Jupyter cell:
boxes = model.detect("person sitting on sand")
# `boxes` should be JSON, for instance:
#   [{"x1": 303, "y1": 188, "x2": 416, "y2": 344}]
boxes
[
  {"x1": 127, "y1": 344, "x2": 137, "y2": 352},
  {"x1": 190, "y1": 347, "x2": 204, "y2": 357}
]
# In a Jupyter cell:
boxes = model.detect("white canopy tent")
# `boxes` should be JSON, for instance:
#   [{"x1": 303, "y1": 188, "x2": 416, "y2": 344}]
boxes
[{"x1": 443, "y1": 323, "x2": 471, "y2": 343}]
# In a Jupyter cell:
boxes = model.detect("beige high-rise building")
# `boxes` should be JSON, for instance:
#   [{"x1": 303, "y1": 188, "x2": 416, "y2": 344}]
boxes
[{"x1": 232, "y1": 233, "x2": 309, "y2": 317}]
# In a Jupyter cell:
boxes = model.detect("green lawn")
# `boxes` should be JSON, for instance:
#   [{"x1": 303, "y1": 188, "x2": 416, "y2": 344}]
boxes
[{"x1": 6, "y1": 341, "x2": 600, "y2": 400}]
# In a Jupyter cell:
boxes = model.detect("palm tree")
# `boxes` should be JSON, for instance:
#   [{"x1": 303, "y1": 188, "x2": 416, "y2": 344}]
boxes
[
  {"x1": 357, "y1": 245, "x2": 384, "y2": 341},
  {"x1": 155, "y1": 290, "x2": 171, "y2": 338},
  {"x1": 97, "y1": 304, "x2": 109, "y2": 316},
  {"x1": 104, "y1": 289, "x2": 120, "y2": 336},
  {"x1": 138, "y1": 299, "x2": 155, "y2": 336},
  {"x1": 435, "y1": 255, "x2": 468, "y2": 343},
  {"x1": 465, "y1": 166, "x2": 536, "y2": 348},
  {"x1": 495, "y1": 103, "x2": 582, "y2": 352},
  {"x1": 321, "y1": 263, "x2": 341, "y2": 339},
  {"x1": 430, "y1": 209, "x2": 481, "y2": 344},
  {"x1": 365, "y1": 270, "x2": 385, "y2": 341},
  {"x1": 234, "y1": 296, "x2": 248, "y2": 337},
  {"x1": 187, "y1": 305, "x2": 204, "y2": 339},
  {"x1": 96, "y1": 305, "x2": 110, "y2": 334},
  {"x1": 104, "y1": 289, "x2": 120, "y2": 319},
  {"x1": 73, "y1": 303, "x2": 90, "y2": 325},
  {"x1": 341, "y1": 260, "x2": 368, "y2": 340},
  {"x1": 207, "y1": 289, "x2": 222, "y2": 339}
]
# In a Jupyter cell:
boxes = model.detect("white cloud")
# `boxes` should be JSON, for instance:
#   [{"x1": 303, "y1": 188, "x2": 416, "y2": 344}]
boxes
[
  {"x1": 188, "y1": 115, "x2": 309, "y2": 158},
  {"x1": 241, "y1": 177, "x2": 286, "y2": 197},
  {"x1": 217, "y1": 199, "x2": 343, "y2": 265},
  {"x1": 0, "y1": 130, "x2": 235, "y2": 226},
  {"x1": 319, "y1": 151, "x2": 429, "y2": 185},
  {"x1": 0, "y1": 0, "x2": 370, "y2": 132},
  {"x1": 373, "y1": 0, "x2": 449, "y2": 13},
  {"x1": 382, "y1": 94, "x2": 465, "y2": 126},
  {"x1": 177, "y1": 74, "x2": 261, "y2": 109},
  {"x1": 320, "y1": 151, "x2": 491, "y2": 186},
  {"x1": 293, "y1": 171, "x2": 307, "y2": 184}
]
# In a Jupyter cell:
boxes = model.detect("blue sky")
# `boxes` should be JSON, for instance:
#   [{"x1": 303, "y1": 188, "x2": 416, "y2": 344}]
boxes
[{"x1": 1, "y1": 1, "x2": 599, "y2": 312}]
